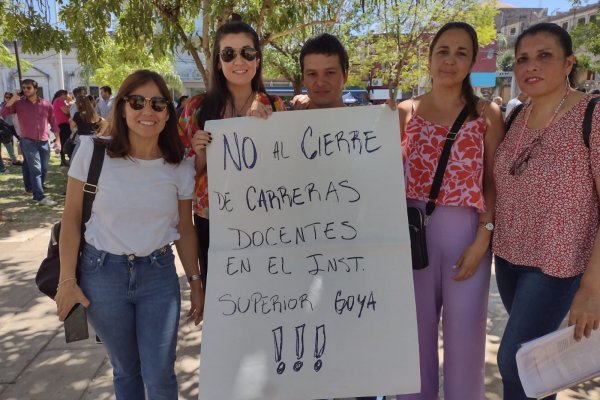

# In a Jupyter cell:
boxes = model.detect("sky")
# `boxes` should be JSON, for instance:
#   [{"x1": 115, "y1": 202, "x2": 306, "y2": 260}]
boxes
[{"x1": 501, "y1": 0, "x2": 596, "y2": 13}]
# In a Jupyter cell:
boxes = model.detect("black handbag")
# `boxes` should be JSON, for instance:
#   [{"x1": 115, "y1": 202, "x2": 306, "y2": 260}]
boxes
[
  {"x1": 63, "y1": 133, "x2": 77, "y2": 156},
  {"x1": 0, "y1": 119, "x2": 14, "y2": 144},
  {"x1": 35, "y1": 141, "x2": 105, "y2": 299},
  {"x1": 408, "y1": 105, "x2": 470, "y2": 270}
]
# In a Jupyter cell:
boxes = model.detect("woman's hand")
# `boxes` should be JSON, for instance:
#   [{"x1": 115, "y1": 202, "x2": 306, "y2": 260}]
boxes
[
  {"x1": 55, "y1": 281, "x2": 90, "y2": 321},
  {"x1": 187, "y1": 283, "x2": 205, "y2": 325},
  {"x1": 453, "y1": 238, "x2": 489, "y2": 281},
  {"x1": 191, "y1": 130, "x2": 212, "y2": 155},
  {"x1": 568, "y1": 283, "x2": 600, "y2": 341},
  {"x1": 247, "y1": 96, "x2": 273, "y2": 119}
]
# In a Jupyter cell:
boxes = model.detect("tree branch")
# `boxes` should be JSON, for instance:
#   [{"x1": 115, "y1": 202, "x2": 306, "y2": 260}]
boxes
[
  {"x1": 256, "y1": 0, "x2": 273, "y2": 38},
  {"x1": 153, "y1": 0, "x2": 208, "y2": 85},
  {"x1": 262, "y1": 18, "x2": 338, "y2": 46}
]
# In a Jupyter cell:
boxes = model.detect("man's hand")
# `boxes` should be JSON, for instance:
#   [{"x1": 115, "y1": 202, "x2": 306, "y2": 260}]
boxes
[
  {"x1": 291, "y1": 94, "x2": 311, "y2": 110},
  {"x1": 5, "y1": 92, "x2": 19, "y2": 107}
]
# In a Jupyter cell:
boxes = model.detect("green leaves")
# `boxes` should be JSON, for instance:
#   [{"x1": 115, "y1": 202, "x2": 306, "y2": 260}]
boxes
[
  {"x1": 345, "y1": 0, "x2": 497, "y2": 93},
  {"x1": 1, "y1": 0, "x2": 497, "y2": 95},
  {"x1": 572, "y1": 19, "x2": 600, "y2": 57}
]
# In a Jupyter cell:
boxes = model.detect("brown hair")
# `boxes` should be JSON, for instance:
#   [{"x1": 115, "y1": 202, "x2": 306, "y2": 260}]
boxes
[
  {"x1": 102, "y1": 70, "x2": 184, "y2": 164},
  {"x1": 429, "y1": 22, "x2": 480, "y2": 119},
  {"x1": 76, "y1": 96, "x2": 99, "y2": 124}
]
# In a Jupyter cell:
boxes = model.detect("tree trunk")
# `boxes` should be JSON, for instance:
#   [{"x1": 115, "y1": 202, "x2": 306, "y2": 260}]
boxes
[{"x1": 293, "y1": 77, "x2": 303, "y2": 95}]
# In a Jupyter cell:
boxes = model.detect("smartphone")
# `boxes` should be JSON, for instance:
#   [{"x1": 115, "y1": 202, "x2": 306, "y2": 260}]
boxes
[{"x1": 64, "y1": 304, "x2": 89, "y2": 343}]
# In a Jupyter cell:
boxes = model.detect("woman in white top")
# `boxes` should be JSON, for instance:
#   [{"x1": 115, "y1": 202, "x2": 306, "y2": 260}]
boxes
[{"x1": 56, "y1": 70, "x2": 204, "y2": 400}]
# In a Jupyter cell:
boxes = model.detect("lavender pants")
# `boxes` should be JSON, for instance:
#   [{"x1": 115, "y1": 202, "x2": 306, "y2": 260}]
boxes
[{"x1": 396, "y1": 200, "x2": 491, "y2": 400}]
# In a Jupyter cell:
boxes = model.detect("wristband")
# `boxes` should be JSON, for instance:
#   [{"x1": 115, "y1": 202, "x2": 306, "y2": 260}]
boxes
[{"x1": 187, "y1": 274, "x2": 201, "y2": 283}]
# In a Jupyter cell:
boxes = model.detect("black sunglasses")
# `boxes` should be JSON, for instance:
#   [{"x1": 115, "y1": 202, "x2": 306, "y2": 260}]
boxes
[
  {"x1": 123, "y1": 95, "x2": 168, "y2": 112},
  {"x1": 219, "y1": 46, "x2": 259, "y2": 63}
]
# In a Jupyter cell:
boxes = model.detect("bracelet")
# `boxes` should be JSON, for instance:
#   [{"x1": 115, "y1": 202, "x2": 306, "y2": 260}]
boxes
[
  {"x1": 57, "y1": 277, "x2": 77, "y2": 288},
  {"x1": 187, "y1": 274, "x2": 201, "y2": 283}
]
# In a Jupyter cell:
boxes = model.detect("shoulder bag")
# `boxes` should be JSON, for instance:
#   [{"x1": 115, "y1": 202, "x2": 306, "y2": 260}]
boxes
[{"x1": 35, "y1": 141, "x2": 105, "y2": 299}]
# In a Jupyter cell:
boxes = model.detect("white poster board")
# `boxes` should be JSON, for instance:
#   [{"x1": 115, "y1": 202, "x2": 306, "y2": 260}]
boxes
[{"x1": 199, "y1": 105, "x2": 419, "y2": 400}]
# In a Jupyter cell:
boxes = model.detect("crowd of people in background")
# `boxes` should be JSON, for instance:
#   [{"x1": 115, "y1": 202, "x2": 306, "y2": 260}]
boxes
[{"x1": 0, "y1": 15, "x2": 599, "y2": 400}]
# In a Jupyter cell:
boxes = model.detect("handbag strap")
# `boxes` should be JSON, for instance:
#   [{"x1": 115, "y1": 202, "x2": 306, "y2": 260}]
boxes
[
  {"x1": 425, "y1": 105, "x2": 470, "y2": 219},
  {"x1": 80, "y1": 141, "x2": 105, "y2": 234}
]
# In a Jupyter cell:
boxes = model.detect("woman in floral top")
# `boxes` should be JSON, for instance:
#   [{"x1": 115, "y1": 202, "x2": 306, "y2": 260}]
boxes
[
  {"x1": 395, "y1": 22, "x2": 504, "y2": 400},
  {"x1": 493, "y1": 23, "x2": 600, "y2": 400},
  {"x1": 178, "y1": 15, "x2": 285, "y2": 289}
]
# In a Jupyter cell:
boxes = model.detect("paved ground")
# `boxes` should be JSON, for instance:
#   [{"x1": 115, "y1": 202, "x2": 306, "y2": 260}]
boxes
[{"x1": 0, "y1": 227, "x2": 598, "y2": 400}]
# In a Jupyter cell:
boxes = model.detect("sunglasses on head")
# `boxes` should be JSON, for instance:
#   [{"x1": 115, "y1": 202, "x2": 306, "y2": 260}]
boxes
[
  {"x1": 219, "y1": 46, "x2": 259, "y2": 63},
  {"x1": 123, "y1": 95, "x2": 168, "y2": 112}
]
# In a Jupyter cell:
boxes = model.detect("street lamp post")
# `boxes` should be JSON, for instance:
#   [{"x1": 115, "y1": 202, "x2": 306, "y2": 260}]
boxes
[
  {"x1": 54, "y1": 0, "x2": 65, "y2": 89},
  {"x1": 13, "y1": 41, "x2": 23, "y2": 85}
]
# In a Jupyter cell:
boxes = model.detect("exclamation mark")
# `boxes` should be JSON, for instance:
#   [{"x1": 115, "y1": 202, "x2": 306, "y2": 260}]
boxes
[
  {"x1": 314, "y1": 324, "x2": 326, "y2": 372},
  {"x1": 293, "y1": 324, "x2": 306, "y2": 372},
  {"x1": 272, "y1": 326, "x2": 285, "y2": 374}
]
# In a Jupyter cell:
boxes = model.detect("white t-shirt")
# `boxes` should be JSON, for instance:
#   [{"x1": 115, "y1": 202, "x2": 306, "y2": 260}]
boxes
[{"x1": 69, "y1": 136, "x2": 195, "y2": 256}]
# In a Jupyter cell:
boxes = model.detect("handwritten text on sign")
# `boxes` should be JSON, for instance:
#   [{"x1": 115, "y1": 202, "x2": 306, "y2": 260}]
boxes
[{"x1": 199, "y1": 106, "x2": 419, "y2": 400}]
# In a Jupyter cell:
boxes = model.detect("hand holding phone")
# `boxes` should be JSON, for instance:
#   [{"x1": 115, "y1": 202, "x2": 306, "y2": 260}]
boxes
[{"x1": 64, "y1": 303, "x2": 89, "y2": 343}]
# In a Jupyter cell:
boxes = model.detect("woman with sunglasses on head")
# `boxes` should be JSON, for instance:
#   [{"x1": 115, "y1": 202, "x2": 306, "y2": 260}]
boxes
[
  {"x1": 179, "y1": 14, "x2": 286, "y2": 289},
  {"x1": 394, "y1": 22, "x2": 504, "y2": 400},
  {"x1": 55, "y1": 69, "x2": 204, "y2": 400},
  {"x1": 493, "y1": 23, "x2": 600, "y2": 400}
]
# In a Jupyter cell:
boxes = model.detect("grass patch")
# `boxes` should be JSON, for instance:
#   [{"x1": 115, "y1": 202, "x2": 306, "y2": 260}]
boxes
[{"x1": 0, "y1": 153, "x2": 68, "y2": 238}]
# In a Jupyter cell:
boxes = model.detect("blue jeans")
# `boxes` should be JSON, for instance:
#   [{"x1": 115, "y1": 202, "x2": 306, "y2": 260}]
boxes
[
  {"x1": 19, "y1": 138, "x2": 49, "y2": 200},
  {"x1": 80, "y1": 243, "x2": 181, "y2": 400},
  {"x1": 495, "y1": 255, "x2": 581, "y2": 400}
]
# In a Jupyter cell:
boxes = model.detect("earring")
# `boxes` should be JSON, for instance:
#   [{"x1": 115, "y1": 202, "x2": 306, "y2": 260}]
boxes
[{"x1": 566, "y1": 75, "x2": 571, "y2": 89}]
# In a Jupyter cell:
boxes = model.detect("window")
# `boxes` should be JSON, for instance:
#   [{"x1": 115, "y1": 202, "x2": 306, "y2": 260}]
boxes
[
  {"x1": 590, "y1": 15, "x2": 597, "y2": 23},
  {"x1": 510, "y1": 27, "x2": 516, "y2": 35},
  {"x1": 578, "y1": 17, "x2": 585, "y2": 26},
  {"x1": 562, "y1": 22, "x2": 569, "y2": 30}
]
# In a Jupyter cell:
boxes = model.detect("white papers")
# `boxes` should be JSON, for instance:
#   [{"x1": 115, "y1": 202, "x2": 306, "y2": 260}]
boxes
[{"x1": 516, "y1": 325, "x2": 600, "y2": 398}]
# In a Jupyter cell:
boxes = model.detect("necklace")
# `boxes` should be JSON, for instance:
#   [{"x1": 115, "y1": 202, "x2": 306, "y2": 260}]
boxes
[
  {"x1": 232, "y1": 92, "x2": 255, "y2": 117},
  {"x1": 511, "y1": 87, "x2": 571, "y2": 165}
]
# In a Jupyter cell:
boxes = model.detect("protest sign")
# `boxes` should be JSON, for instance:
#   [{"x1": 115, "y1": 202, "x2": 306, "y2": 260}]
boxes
[{"x1": 199, "y1": 105, "x2": 419, "y2": 400}]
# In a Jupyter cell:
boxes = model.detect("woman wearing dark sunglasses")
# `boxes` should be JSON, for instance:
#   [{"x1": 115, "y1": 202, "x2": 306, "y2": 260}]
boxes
[
  {"x1": 493, "y1": 23, "x2": 600, "y2": 399},
  {"x1": 56, "y1": 69, "x2": 204, "y2": 399},
  {"x1": 179, "y1": 14, "x2": 286, "y2": 289}
]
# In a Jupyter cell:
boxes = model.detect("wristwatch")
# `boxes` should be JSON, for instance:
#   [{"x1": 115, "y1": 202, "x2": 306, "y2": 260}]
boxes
[{"x1": 480, "y1": 222, "x2": 494, "y2": 231}]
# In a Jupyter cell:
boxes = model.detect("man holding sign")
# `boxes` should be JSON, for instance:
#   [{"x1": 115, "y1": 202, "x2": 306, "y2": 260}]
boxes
[
  {"x1": 293, "y1": 33, "x2": 348, "y2": 110},
  {"x1": 197, "y1": 33, "x2": 420, "y2": 400},
  {"x1": 295, "y1": 33, "x2": 384, "y2": 400}
]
